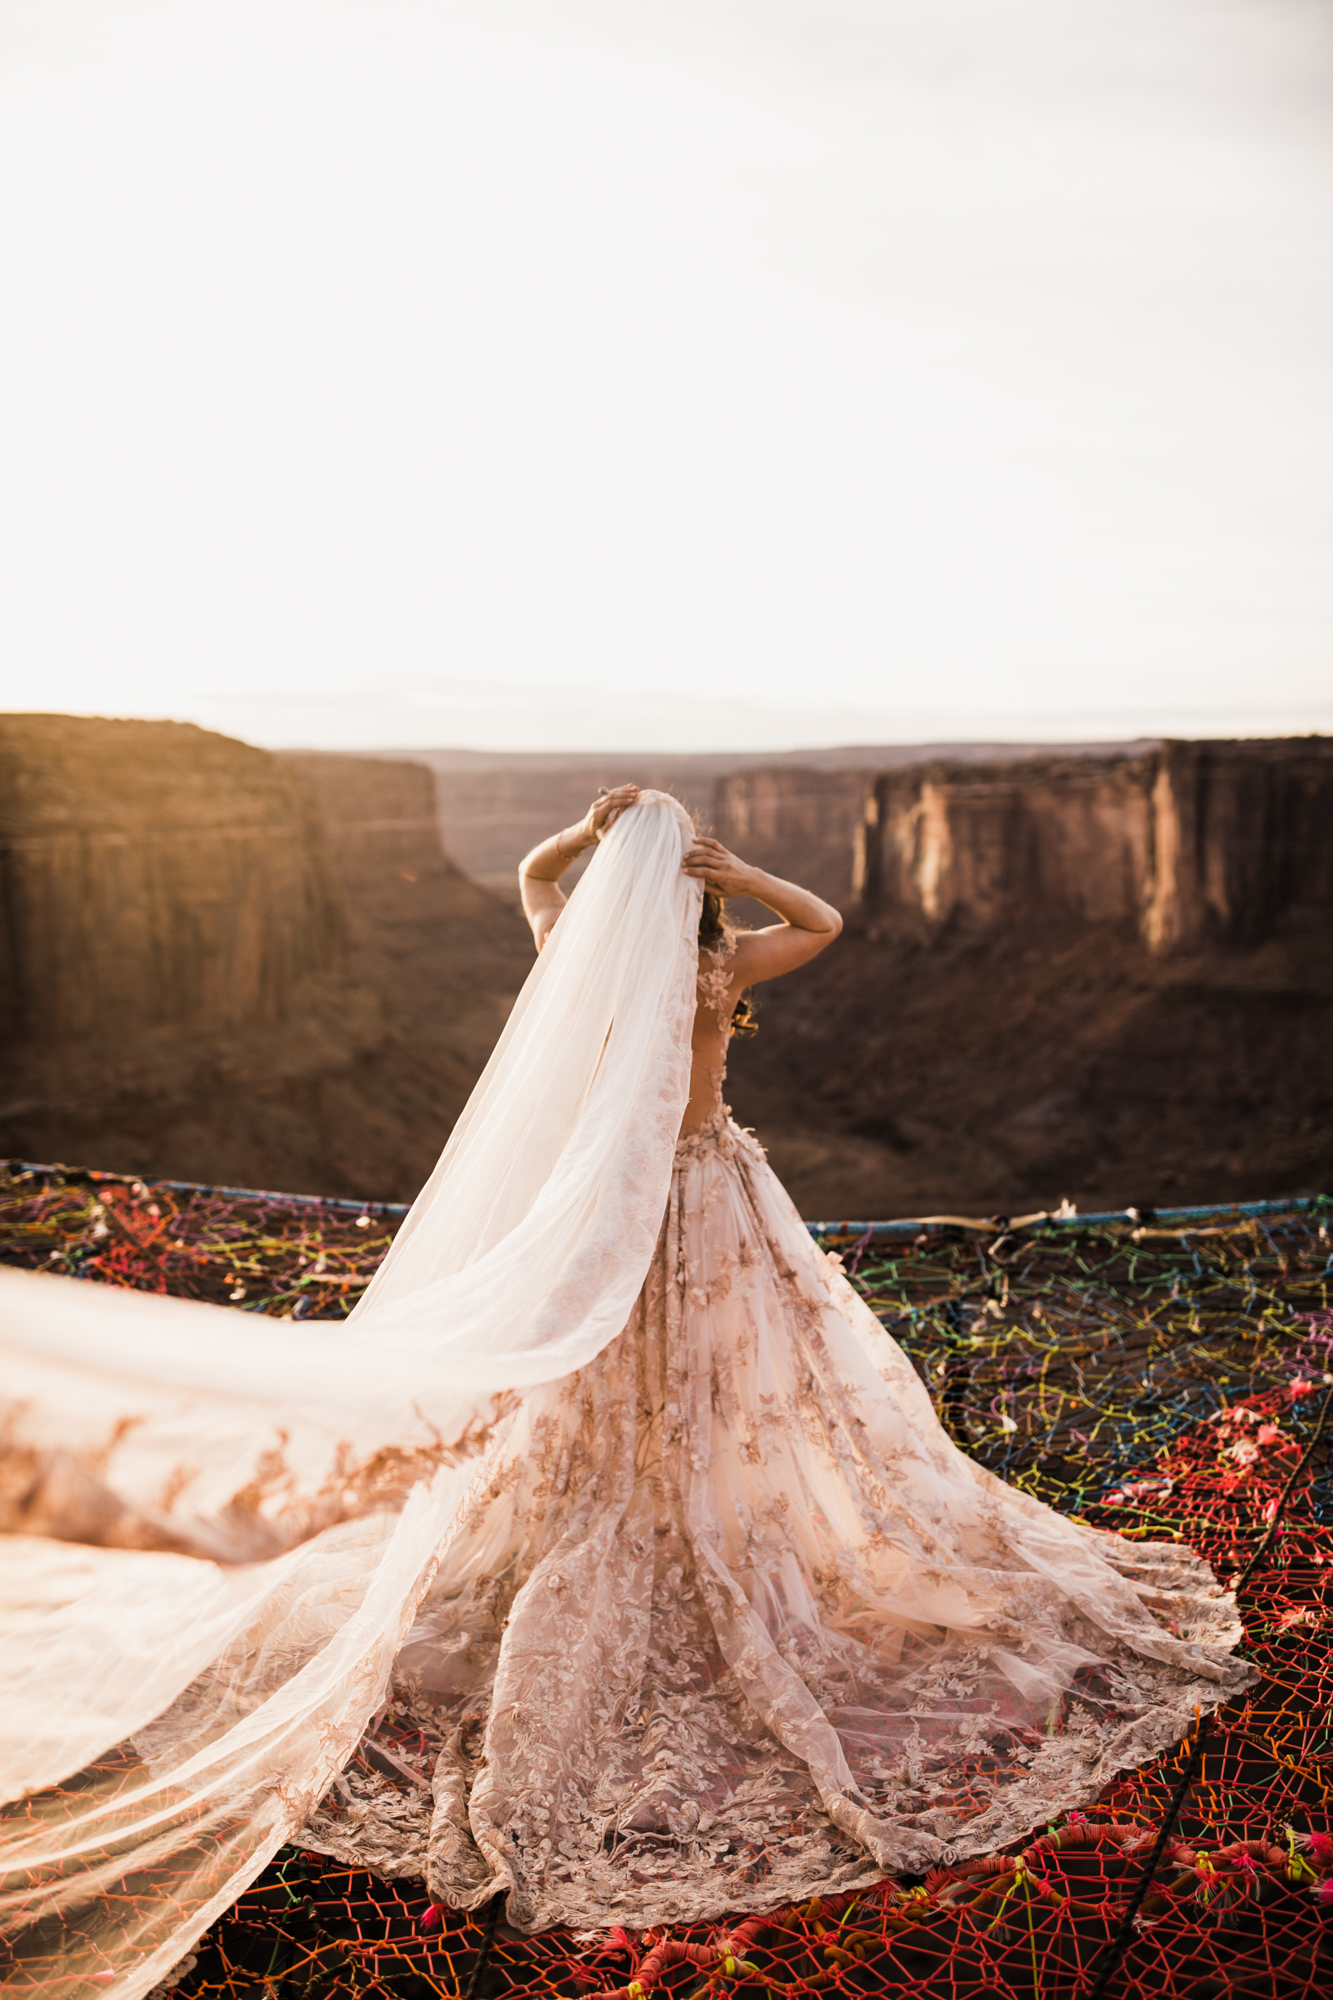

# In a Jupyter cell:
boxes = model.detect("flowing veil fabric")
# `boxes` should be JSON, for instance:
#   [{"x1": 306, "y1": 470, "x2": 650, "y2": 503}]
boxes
[{"x1": 0, "y1": 793, "x2": 703, "y2": 1998}]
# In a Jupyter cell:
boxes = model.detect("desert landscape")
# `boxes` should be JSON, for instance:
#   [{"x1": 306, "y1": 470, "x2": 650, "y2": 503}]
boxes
[{"x1": 1, "y1": 712, "x2": 1329, "y2": 1218}]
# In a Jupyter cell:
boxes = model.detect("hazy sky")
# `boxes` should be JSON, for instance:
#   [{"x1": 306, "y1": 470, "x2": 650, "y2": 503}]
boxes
[{"x1": 1, "y1": 0, "x2": 1330, "y2": 751}]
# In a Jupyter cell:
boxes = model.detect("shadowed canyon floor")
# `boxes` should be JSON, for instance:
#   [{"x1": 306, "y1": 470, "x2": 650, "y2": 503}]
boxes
[{"x1": 725, "y1": 913, "x2": 1333, "y2": 1220}]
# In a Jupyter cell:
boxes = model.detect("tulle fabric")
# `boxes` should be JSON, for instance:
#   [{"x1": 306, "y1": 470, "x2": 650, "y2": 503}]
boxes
[
  {"x1": 306, "y1": 1112, "x2": 1253, "y2": 1932},
  {"x1": 1, "y1": 793, "x2": 701, "y2": 1565},
  {"x1": 0, "y1": 1483, "x2": 460, "y2": 1997},
  {"x1": 0, "y1": 794, "x2": 702, "y2": 1997}
]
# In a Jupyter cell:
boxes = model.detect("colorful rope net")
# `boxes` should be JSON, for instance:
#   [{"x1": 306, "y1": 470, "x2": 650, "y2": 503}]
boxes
[{"x1": 2, "y1": 1161, "x2": 1332, "y2": 2000}]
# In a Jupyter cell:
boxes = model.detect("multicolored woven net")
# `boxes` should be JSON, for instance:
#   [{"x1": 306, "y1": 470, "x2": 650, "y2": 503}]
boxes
[{"x1": 3, "y1": 1161, "x2": 1331, "y2": 2000}]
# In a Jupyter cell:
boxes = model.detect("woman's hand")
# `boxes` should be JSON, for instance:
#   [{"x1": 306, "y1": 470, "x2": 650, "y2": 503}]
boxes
[
  {"x1": 682, "y1": 837, "x2": 758, "y2": 898},
  {"x1": 573, "y1": 783, "x2": 640, "y2": 850},
  {"x1": 521, "y1": 784, "x2": 641, "y2": 949}
]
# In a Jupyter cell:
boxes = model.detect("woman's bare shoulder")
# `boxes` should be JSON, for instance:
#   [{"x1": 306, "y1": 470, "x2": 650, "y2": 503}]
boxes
[{"x1": 729, "y1": 922, "x2": 839, "y2": 987}]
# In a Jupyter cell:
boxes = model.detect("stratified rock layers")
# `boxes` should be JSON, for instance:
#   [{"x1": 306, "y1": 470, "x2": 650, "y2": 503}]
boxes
[
  {"x1": 721, "y1": 738, "x2": 1332, "y2": 1220},
  {"x1": 0, "y1": 718, "x2": 529, "y2": 1199},
  {"x1": 1, "y1": 720, "x2": 1328, "y2": 1215},
  {"x1": 853, "y1": 738, "x2": 1333, "y2": 952}
]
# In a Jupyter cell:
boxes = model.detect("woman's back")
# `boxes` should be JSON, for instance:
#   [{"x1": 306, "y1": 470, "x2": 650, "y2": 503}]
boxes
[{"x1": 681, "y1": 940, "x2": 740, "y2": 1134}]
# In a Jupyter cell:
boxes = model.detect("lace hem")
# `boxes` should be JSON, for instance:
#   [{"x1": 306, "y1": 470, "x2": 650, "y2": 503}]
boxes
[{"x1": 306, "y1": 1649, "x2": 1246, "y2": 1932}]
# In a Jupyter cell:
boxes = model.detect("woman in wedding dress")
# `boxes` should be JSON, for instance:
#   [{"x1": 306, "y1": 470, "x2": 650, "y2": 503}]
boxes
[
  {"x1": 304, "y1": 784, "x2": 1250, "y2": 1930},
  {"x1": 0, "y1": 787, "x2": 1249, "y2": 1992}
]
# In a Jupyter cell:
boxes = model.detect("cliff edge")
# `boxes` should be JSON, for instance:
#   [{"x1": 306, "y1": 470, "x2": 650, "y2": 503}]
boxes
[
  {"x1": 723, "y1": 738, "x2": 1333, "y2": 1217},
  {"x1": 0, "y1": 719, "x2": 530, "y2": 1199},
  {"x1": 855, "y1": 738, "x2": 1333, "y2": 952}
]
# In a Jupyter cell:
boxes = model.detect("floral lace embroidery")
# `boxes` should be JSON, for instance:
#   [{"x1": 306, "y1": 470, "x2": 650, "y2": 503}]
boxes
[
  {"x1": 685, "y1": 936, "x2": 741, "y2": 1128},
  {"x1": 672, "y1": 1107, "x2": 750, "y2": 1169},
  {"x1": 696, "y1": 933, "x2": 739, "y2": 1034},
  {"x1": 303, "y1": 1115, "x2": 1254, "y2": 1934}
]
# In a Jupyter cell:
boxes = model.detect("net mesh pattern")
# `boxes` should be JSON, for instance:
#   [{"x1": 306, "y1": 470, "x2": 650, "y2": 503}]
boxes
[{"x1": 3, "y1": 1161, "x2": 1332, "y2": 2000}]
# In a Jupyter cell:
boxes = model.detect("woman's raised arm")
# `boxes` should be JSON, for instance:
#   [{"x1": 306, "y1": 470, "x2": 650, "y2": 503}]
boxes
[
  {"x1": 682, "y1": 836, "x2": 842, "y2": 985},
  {"x1": 519, "y1": 783, "x2": 641, "y2": 950}
]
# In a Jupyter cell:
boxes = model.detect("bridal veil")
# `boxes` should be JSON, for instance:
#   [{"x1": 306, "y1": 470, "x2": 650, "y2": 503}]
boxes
[{"x1": 0, "y1": 791, "x2": 702, "y2": 1998}]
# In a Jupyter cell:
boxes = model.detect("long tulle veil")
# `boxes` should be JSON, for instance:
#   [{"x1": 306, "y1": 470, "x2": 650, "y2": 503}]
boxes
[{"x1": 0, "y1": 791, "x2": 702, "y2": 1997}]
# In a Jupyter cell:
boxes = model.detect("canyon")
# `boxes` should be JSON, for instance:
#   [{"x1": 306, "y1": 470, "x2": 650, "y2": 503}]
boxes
[
  {"x1": 854, "y1": 738, "x2": 1333, "y2": 952},
  {"x1": 0, "y1": 717, "x2": 529, "y2": 1200},
  {"x1": 724, "y1": 737, "x2": 1333, "y2": 1217},
  {"x1": 1, "y1": 716, "x2": 1329, "y2": 1216},
  {"x1": 418, "y1": 740, "x2": 1152, "y2": 901}
]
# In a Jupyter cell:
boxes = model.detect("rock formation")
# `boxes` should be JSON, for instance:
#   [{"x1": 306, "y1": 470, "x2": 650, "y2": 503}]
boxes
[
  {"x1": 722, "y1": 737, "x2": 1333, "y2": 1219},
  {"x1": 0, "y1": 715, "x2": 347, "y2": 1051},
  {"x1": 854, "y1": 737, "x2": 1333, "y2": 952},
  {"x1": 2, "y1": 719, "x2": 1327, "y2": 1217},
  {"x1": 0, "y1": 720, "x2": 529, "y2": 1200},
  {"x1": 0, "y1": 717, "x2": 377, "y2": 1161}
]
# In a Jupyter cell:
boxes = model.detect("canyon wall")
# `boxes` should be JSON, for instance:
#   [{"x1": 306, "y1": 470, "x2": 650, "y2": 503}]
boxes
[
  {"x1": 712, "y1": 768, "x2": 871, "y2": 905},
  {"x1": 1140, "y1": 738, "x2": 1333, "y2": 951},
  {"x1": 0, "y1": 715, "x2": 347, "y2": 1054},
  {"x1": 854, "y1": 737, "x2": 1333, "y2": 951},
  {"x1": 0, "y1": 721, "x2": 533, "y2": 1201},
  {"x1": 283, "y1": 752, "x2": 479, "y2": 906},
  {"x1": 721, "y1": 734, "x2": 1332, "y2": 1220},
  {"x1": 707, "y1": 744, "x2": 1156, "y2": 911},
  {"x1": 421, "y1": 742, "x2": 1151, "y2": 899}
]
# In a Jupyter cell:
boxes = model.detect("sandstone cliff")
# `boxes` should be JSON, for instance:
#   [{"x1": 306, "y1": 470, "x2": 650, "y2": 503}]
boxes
[
  {"x1": 723, "y1": 737, "x2": 1333, "y2": 1219},
  {"x1": 0, "y1": 715, "x2": 347, "y2": 1049},
  {"x1": 0, "y1": 722, "x2": 529, "y2": 1200},
  {"x1": 0, "y1": 717, "x2": 380, "y2": 1148},
  {"x1": 855, "y1": 738, "x2": 1333, "y2": 951},
  {"x1": 3, "y1": 719, "x2": 1327, "y2": 1217}
]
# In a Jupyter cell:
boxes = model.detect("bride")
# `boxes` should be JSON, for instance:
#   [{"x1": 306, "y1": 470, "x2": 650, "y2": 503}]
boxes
[{"x1": 0, "y1": 788, "x2": 1249, "y2": 1991}]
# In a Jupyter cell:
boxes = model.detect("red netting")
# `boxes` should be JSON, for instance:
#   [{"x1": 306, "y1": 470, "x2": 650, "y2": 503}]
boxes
[{"x1": 3, "y1": 1163, "x2": 1331, "y2": 1999}]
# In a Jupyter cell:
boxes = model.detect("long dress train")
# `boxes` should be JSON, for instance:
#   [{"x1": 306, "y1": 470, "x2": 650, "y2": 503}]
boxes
[
  {"x1": 0, "y1": 795, "x2": 1252, "y2": 1986},
  {"x1": 302, "y1": 1000, "x2": 1251, "y2": 1932}
]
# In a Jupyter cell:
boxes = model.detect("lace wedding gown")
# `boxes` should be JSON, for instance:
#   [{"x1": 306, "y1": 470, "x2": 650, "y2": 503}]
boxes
[
  {"x1": 302, "y1": 940, "x2": 1251, "y2": 1934},
  {"x1": 0, "y1": 795, "x2": 1251, "y2": 1990}
]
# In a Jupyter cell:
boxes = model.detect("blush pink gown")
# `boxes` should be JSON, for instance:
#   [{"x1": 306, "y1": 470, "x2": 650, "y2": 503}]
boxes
[{"x1": 302, "y1": 942, "x2": 1249, "y2": 1933}]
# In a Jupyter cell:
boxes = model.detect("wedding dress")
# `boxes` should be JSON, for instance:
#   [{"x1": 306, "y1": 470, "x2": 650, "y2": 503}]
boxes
[
  {"x1": 300, "y1": 950, "x2": 1252, "y2": 1933},
  {"x1": 0, "y1": 793, "x2": 1251, "y2": 1994}
]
